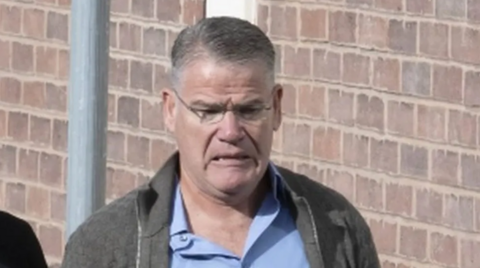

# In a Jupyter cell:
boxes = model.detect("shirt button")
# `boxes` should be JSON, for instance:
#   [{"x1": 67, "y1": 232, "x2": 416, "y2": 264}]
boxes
[{"x1": 179, "y1": 234, "x2": 188, "y2": 242}]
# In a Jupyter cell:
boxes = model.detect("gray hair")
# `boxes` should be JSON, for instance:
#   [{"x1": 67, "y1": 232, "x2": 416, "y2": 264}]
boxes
[{"x1": 170, "y1": 16, "x2": 276, "y2": 90}]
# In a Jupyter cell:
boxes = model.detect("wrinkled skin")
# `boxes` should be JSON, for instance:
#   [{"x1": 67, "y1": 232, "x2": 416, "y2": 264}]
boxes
[{"x1": 162, "y1": 59, "x2": 283, "y2": 205}]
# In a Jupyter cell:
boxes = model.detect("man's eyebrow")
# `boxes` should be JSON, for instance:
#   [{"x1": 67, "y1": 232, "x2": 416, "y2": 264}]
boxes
[{"x1": 189, "y1": 99, "x2": 224, "y2": 108}]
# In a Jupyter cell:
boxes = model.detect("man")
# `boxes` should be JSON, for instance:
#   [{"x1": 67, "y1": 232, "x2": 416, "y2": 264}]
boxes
[
  {"x1": 0, "y1": 211, "x2": 48, "y2": 268},
  {"x1": 61, "y1": 17, "x2": 380, "y2": 268}
]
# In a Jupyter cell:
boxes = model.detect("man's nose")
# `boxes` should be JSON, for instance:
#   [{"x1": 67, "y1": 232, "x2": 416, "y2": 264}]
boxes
[{"x1": 217, "y1": 111, "x2": 245, "y2": 143}]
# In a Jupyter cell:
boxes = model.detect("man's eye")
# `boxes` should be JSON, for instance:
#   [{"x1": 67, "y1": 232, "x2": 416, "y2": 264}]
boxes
[{"x1": 239, "y1": 107, "x2": 262, "y2": 115}]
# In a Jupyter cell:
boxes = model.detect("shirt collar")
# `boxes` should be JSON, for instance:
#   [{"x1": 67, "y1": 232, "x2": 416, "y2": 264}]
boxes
[{"x1": 170, "y1": 162, "x2": 285, "y2": 237}]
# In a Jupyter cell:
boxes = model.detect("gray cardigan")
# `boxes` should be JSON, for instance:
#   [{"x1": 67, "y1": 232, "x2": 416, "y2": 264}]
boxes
[{"x1": 60, "y1": 152, "x2": 380, "y2": 268}]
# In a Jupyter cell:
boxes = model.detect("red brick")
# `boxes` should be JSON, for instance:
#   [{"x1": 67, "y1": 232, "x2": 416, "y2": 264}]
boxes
[
  {"x1": 356, "y1": 94, "x2": 384, "y2": 131},
  {"x1": 50, "y1": 191, "x2": 65, "y2": 221},
  {"x1": 8, "y1": 112, "x2": 29, "y2": 142},
  {"x1": 127, "y1": 135, "x2": 149, "y2": 168},
  {"x1": 107, "y1": 130, "x2": 125, "y2": 162},
  {"x1": 27, "y1": 186, "x2": 49, "y2": 219},
  {"x1": 406, "y1": 0, "x2": 434, "y2": 14},
  {"x1": 154, "y1": 64, "x2": 171, "y2": 94},
  {"x1": 402, "y1": 61, "x2": 431, "y2": 96},
  {"x1": 329, "y1": 11, "x2": 356, "y2": 44},
  {"x1": 23, "y1": 8, "x2": 45, "y2": 38},
  {"x1": 109, "y1": 58, "x2": 129, "y2": 88},
  {"x1": 0, "y1": 40, "x2": 10, "y2": 70},
  {"x1": 271, "y1": 5, "x2": 297, "y2": 39},
  {"x1": 0, "y1": 110, "x2": 6, "y2": 138},
  {"x1": 274, "y1": 44, "x2": 282, "y2": 74},
  {"x1": 106, "y1": 168, "x2": 136, "y2": 199},
  {"x1": 18, "y1": 149, "x2": 39, "y2": 181},
  {"x1": 324, "y1": 170, "x2": 354, "y2": 202},
  {"x1": 373, "y1": 57, "x2": 400, "y2": 92},
  {"x1": 58, "y1": 0, "x2": 71, "y2": 7},
  {"x1": 52, "y1": 119, "x2": 68, "y2": 152},
  {"x1": 0, "y1": 5, "x2": 21, "y2": 33},
  {"x1": 166, "y1": 30, "x2": 179, "y2": 56},
  {"x1": 39, "y1": 152, "x2": 63, "y2": 188},
  {"x1": 182, "y1": 0, "x2": 204, "y2": 25},
  {"x1": 343, "y1": 133, "x2": 369, "y2": 168},
  {"x1": 370, "y1": 138, "x2": 398, "y2": 174},
  {"x1": 58, "y1": 49, "x2": 69, "y2": 79},
  {"x1": 130, "y1": 60, "x2": 153, "y2": 92},
  {"x1": 36, "y1": 46, "x2": 57, "y2": 75},
  {"x1": 436, "y1": 0, "x2": 466, "y2": 18},
  {"x1": 151, "y1": 139, "x2": 176, "y2": 167},
  {"x1": 417, "y1": 105, "x2": 445, "y2": 142},
  {"x1": 312, "y1": 126, "x2": 341, "y2": 162},
  {"x1": 45, "y1": 83, "x2": 67, "y2": 112},
  {"x1": 375, "y1": 0, "x2": 403, "y2": 11},
  {"x1": 419, "y1": 22, "x2": 449, "y2": 58},
  {"x1": 257, "y1": 4, "x2": 268, "y2": 33},
  {"x1": 445, "y1": 194, "x2": 474, "y2": 231},
  {"x1": 157, "y1": 0, "x2": 181, "y2": 22},
  {"x1": 328, "y1": 89, "x2": 354, "y2": 126},
  {"x1": 347, "y1": 0, "x2": 373, "y2": 6},
  {"x1": 465, "y1": 71, "x2": 480, "y2": 107},
  {"x1": 5, "y1": 183, "x2": 25, "y2": 213},
  {"x1": 385, "y1": 183, "x2": 412, "y2": 216},
  {"x1": 119, "y1": 22, "x2": 142, "y2": 52},
  {"x1": 298, "y1": 85, "x2": 325, "y2": 118},
  {"x1": 399, "y1": 226, "x2": 427, "y2": 260},
  {"x1": 313, "y1": 49, "x2": 341, "y2": 81},
  {"x1": 387, "y1": 101, "x2": 414, "y2": 136},
  {"x1": 400, "y1": 144, "x2": 428, "y2": 179},
  {"x1": 461, "y1": 154, "x2": 480, "y2": 189},
  {"x1": 388, "y1": 20, "x2": 417, "y2": 54},
  {"x1": 416, "y1": 189, "x2": 443, "y2": 223},
  {"x1": 476, "y1": 198, "x2": 480, "y2": 231},
  {"x1": 39, "y1": 225, "x2": 63, "y2": 258},
  {"x1": 46, "y1": 12, "x2": 69, "y2": 42},
  {"x1": 141, "y1": 99, "x2": 164, "y2": 131},
  {"x1": 433, "y1": 65, "x2": 463, "y2": 103},
  {"x1": 283, "y1": 123, "x2": 311, "y2": 157},
  {"x1": 30, "y1": 116, "x2": 51, "y2": 146},
  {"x1": 132, "y1": 0, "x2": 153, "y2": 17},
  {"x1": 370, "y1": 219, "x2": 397, "y2": 254},
  {"x1": 108, "y1": 94, "x2": 116, "y2": 123},
  {"x1": 281, "y1": 84, "x2": 296, "y2": 115},
  {"x1": 12, "y1": 42, "x2": 34, "y2": 72},
  {"x1": 461, "y1": 239, "x2": 480, "y2": 268},
  {"x1": 23, "y1": 81, "x2": 45, "y2": 108},
  {"x1": 342, "y1": 53, "x2": 370, "y2": 85},
  {"x1": 0, "y1": 77, "x2": 21, "y2": 104},
  {"x1": 111, "y1": 0, "x2": 129, "y2": 13},
  {"x1": 448, "y1": 110, "x2": 477, "y2": 147},
  {"x1": 451, "y1": 26, "x2": 480, "y2": 64},
  {"x1": 297, "y1": 164, "x2": 323, "y2": 184},
  {"x1": 284, "y1": 46, "x2": 311, "y2": 77},
  {"x1": 431, "y1": 233, "x2": 458, "y2": 266},
  {"x1": 118, "y1": 96, "x2": 140, "y2": 127},
  {"x1": 356, "y1": 175, "x2": 383, "y2": 210},
  {"x1": 358, "y1": 14, "x2": 388, "y2": 49},
  {"x1": 468, "y1": 0, "x2": 480, "y2": 22},
  {"x1": 432, "y1": 150, "x2": 459, "y2": 185},
  {"x1": 300, "y1": 7, "x2": 327, "y2": 40},
  {"x1": 143, "y1": 27, "x2": 166, "y2": 56},
  {"x1": 110, "y1": 21, "x2": 117, "y2": 48}
]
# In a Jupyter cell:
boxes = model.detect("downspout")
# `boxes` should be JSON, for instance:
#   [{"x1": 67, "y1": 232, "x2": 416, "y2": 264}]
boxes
[{"x1": 65, "y1": 0, "x2": 111, "y2": 238}]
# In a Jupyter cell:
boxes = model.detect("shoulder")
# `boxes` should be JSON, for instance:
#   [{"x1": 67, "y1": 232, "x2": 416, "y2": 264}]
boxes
[
  {"x1": 62, "y1": 187, "x2": 142, "y2": 267},
  {"x1": 277, "y1": 166, "x2": 369, "y2": 229}
]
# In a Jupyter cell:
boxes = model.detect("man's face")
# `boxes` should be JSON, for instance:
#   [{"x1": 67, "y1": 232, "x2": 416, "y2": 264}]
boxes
[{"x1": 162, "y1": 59, "x2": 283, "y2": 200}]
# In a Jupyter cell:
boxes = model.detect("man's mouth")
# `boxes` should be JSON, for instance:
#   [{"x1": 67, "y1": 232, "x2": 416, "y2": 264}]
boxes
[{"x1": 212, "y1": 155, "x2": 250, "y2": 161}]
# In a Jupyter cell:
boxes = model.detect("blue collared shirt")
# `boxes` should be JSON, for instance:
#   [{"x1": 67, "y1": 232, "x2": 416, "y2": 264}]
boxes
[{"x1": 169, "y1": 164, "x2": 310, "y2": 268}]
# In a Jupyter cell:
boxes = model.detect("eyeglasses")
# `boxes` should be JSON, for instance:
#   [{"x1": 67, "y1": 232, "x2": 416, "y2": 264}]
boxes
[{"x1": 173, "y1": 90, "x2": 274, "y2": 125}]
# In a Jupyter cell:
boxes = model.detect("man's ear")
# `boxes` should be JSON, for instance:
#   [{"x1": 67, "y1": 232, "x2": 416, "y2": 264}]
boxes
[
  {"x1": 272, "y1": 84, "x2": 283, "y2": 131},
  {"x1": 162, "y1": 88, "x2": 176, "y2": 133}
]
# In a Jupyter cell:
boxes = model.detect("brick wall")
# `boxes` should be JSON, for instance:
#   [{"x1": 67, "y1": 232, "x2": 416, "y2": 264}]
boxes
[{"x1": 0, "y1": 0, "x2": 479, "y2": 267}]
